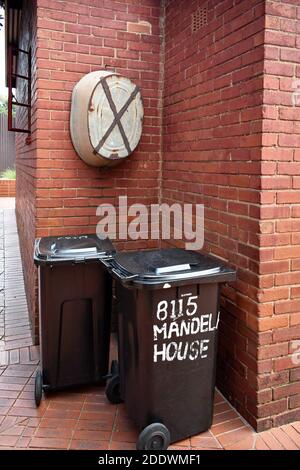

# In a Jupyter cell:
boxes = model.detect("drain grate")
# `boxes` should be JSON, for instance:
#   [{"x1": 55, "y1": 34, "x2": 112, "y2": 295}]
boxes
[{"x1": 192, "y1": 6, "x2": 208, "y2": 32}]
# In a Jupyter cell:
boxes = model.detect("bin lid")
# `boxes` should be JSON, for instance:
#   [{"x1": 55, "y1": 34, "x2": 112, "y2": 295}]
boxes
[
  {"x1": 34, "y1": 234, "x2": 115, "y2": 264},
  {"x1": 110, "y1": 248, "x2": 236, "y2": 286}
]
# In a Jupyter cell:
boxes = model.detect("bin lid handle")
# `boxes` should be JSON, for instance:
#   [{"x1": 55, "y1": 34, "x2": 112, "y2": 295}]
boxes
[
  {"x1": 111, "y1": 268, "x2": 139, "y2": 281},
  {"x1": 51, "y1": 247, "x2": 98, "y2": 258},
  {"x1": 152, "y1": 264, "x2": 221, "y2": 276},
  {"x1": 153, "y1": 264, "x2": 191, "y2": 274}
]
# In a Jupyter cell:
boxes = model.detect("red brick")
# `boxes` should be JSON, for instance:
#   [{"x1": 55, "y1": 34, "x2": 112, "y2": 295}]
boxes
[
  {"x1": 258, "y1": 316, "x2": 289, "y2": 332},
  {"x1": 274, "y1": 356, "x2": 300, "y2": 372}
]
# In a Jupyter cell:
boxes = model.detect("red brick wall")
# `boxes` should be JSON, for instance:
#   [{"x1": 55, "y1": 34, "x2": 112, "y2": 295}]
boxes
[
  {"x1": 35, "y1": 0, "x2": 162, "y2": 244},
  {"x1": 162, "y1": 0, "x2": 266, "y2": 430},
  {"x1": 15, "y1": 0, "x2": 39, "y2": 341},
  {"x1": 257, "y1": 0, "x2": 300, "y2": 429},
  {"x1": 0, "y1": 179, "x2": 16, "y2": 197},
  {"x1": 16, "y1": 0, "x2": 163, "y2": 342}
]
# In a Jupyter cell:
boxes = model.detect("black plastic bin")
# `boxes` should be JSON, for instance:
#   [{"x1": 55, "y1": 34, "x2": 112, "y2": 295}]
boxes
[
  {"x1": 104, "y1": 248, "x2": 236, "y2": 450},
  {"x1": 34, "y1": 234, "x2": 115, "y2": 406}
]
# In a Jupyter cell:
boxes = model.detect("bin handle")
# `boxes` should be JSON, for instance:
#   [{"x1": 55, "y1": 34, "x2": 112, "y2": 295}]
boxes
[
  {"x1": 101, "y1": 259, "x2": 111, "y2": 268},
  {"x1": 111, "y1": 268, "x2": 139, "y2": 281},
  {"x1": 153, "y1": 263, "x2": 191, "y2": 274}
]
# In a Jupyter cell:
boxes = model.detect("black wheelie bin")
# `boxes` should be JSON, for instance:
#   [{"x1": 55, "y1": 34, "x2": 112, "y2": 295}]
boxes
[
  {"x1": 104, "y1": 248, "x2": 236, "y2": 450},
  {"x1": 34, "y1": 234, "x2": 115, "y2": 406}
]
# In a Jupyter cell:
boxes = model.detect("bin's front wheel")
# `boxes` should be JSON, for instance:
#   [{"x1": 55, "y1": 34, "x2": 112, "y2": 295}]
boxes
[
  {"x1": 105, "y1": 375, "x2": 123, "y2": 404},
  {"x1": 35, "y1": 369, "x2": 43, "y2": 407},
  {"x1": 137, "y1": 423, "x2": 170, "y2": 450}
]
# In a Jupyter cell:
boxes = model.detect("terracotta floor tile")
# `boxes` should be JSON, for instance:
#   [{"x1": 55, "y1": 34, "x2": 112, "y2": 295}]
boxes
[
  {"x1": 83, "y1": 402, "x2": 115, "y2": 413},
  {"x1": 0, "y1": 435, "x2": 19, "y2": 447},
  {"x1": 216, "y1": 427, "x2": 255, "y2": 447},
  {"x1": 114, "y1": 421, "x2": 137, "y2": 432},
  {"x1": 259, "y1": 431, "x2": 284, "y2": 450},
  {"x1": 26, "y1": 418, "x2": 41, "y2": 427},
  {"x1": 0, "y1": 424, "x2": 25, "y2": 436},
  {"x1": 39, "y1": 418, "x2": 77, "y2": 429},
  {"x1": 80, "y1": 410, "x2": 116, "y2": 421},
  {"x1": 213, "y1": 402, "x2": 232, "y2": 415},
  {"x1": 17, "y1": 436, "x2": 31, "y2": 448},
  {"x1": 8, "y1": 406, "x2": 45, "y2": 418},
  {"x1": 22, "y1": 427, "x2": 36, "y2": 437},
  {"x1": 42, "y1": 409, "x2": 81, "y2": 420},
  {"x1": 0, "y1": 406, "x2": 11, "y2": 415},
  {"x1": 85, "y1": 394, "x2": 108, "y2": 404},
  {"x1": 76, "y1": 418, "x2": 115, "y2": 431},
  {"x1": 255, "y1": 435, "x2": 270, "y2": 450},
  {"x1": 14, "y1": 399, "x2": 39, "y2": 408},
  {"x1": 224, "y1": 435, "x2": 255, "y2": 450},
  {"x1": 0, "y1": 416, "x2": 18, "y2": 433},
  {"x1": 192, "y1": 430, "x2": 213, "y2": 438},
  {"x1": 211, "y1": 418, "x2": 246, "y2": 436},
  {"x1": 0, "y1": 376, "x2": 27, "y2": 385},
  {"x1": 292, "y1": 422, "x2": 300, "y2": 434},
  {"x1": 46, "y1": 392, "x2": 86, "y2": 403},
  {"x1": 29, "y1": 437, "x2": 70, "y2": 449},
  {"x1": 19, "y1": 391, "x2": 36, "y2": 400},
  {"x1": 280, "y1": 425, "x2": 300, "y2": 447},
  {"x1": 3, "y1": 366, "x2": 35, "y2": 378},
  {"x1": 72, "y1": 430, "x2": 111, "y2": 441},
  {"x1": 0, "y1": 390, "x2": 19, "y2": 399},
  {"x1": 70, "y1": 439, "x2": 110, "y2": 450},
  {"x1": 0, "y1": 382, "x2": 24, "y2": 391},
  {"x1": 111, "y1": 430, "x2": 138, "y2": 443},
  {"x1": 214, "y1": 391, "x2": 225, "y2": 404},
  {"x1": 34, "y1": 427, "x2": 74, "y2": 439},
  {"x1": 169, "y1": 444, "x2": 192, "y2": 450},
  {"x1": 190, "y1": 436, "x2": 222, "y2": 449},
  {"x1": 47, "y1": 400, "x2": 83, "y2": 411},
  {"x1": 172, "y1": 437, "x2": 191, "y2": 447},
  {"x1": 109, "y1": 441, "x2": 136, "y2": 450},
  {"x1": 270, "y1": 428, "x2": 299, "y2": 450},
  {"x1": 212, "y1": 409, "x2": 240, "y2": 426}
]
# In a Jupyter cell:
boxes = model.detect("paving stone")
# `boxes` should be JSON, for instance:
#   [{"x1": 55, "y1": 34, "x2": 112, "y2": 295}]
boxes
[
  {"x1": 29, "y1": 437, "x2": 71, "y2": 449},
  {"x1": 70, "y1": 440, "x2": 110, "y2": 450}
]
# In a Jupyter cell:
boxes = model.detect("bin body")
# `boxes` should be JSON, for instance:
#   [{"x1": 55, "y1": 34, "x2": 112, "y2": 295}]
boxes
[
  {"x1": 35, "y1": 234, "x2": 115, "y2": 390},
  {"x1": 109, "y1": 248, "x2": 236, "y2": 444}
]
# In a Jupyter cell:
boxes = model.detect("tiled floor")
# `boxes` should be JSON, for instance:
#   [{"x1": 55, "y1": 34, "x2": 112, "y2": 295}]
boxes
[{"x1": 0, "y1": 199, "x2": 299, "y2": 450}]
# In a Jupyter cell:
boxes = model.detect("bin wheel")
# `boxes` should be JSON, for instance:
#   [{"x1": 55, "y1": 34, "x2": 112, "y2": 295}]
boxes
[
  {"x1": 137, "y1": 423, "x2": 170, "y2": 450},
  {"x1": 105, "y1": 375, "x2": 123, "y2": 404},
  {"x1": 35, "y1": 369, "x2": 43, "y2": 407}
]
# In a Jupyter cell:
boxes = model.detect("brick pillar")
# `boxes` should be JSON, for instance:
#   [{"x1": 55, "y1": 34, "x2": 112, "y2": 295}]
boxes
[{"x1": 256, "y1": 0, "x2": 300, "y2": 429}]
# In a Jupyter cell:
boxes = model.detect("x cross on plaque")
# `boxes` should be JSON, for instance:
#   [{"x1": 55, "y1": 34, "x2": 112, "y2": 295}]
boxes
[{"x1": 93, "y1": 78, "x2": 141, "y2": 155}]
